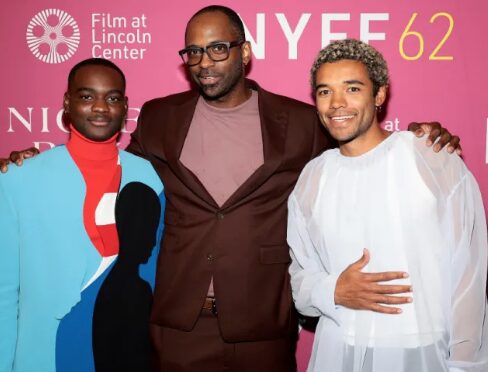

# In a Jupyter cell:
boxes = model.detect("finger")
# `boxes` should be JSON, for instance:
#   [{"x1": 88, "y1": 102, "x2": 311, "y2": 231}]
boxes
[
  {"x1": 407, "y1": 122, "x2": 424, "y2": 137},
  {"x1": 426, "y1": 126, "x2": 442, "y2": 147},
  {"x1": 422, "y1": 121, "x2": 441, "y2": 134},
  {"x1": 367, "y1": 303, "x2": 403, "y2": 314},
  {"x1": 370, "y1": 283, "x2": 412, "y2": 294},
  {"x1": 368, "y1": 294, "x2": 413, "y2": 305},
  {"x1": 445, "y1": 136, "x2": 460, "y2": 154},
  {"x1": 0, "y1": 159, "x2": 9, "y2": 173},
  {"x1": 349, "y1": 248, "x2": 370, "y2": 270},
  {"x1": 9, "y1": 151, "x2": 23, "y2": 165},
  {"x1": 433, "y1": 129, "x2": 453, "y2": 152},
  {"x1": 23, "y1": 147, "x2": 40, "y2": 159},
  {"x1": 455, "y1": 143, "x2": 462, "y2": 156},
  {"x1": 362, "y1": 271, "x2": 409, "y2": 282}
]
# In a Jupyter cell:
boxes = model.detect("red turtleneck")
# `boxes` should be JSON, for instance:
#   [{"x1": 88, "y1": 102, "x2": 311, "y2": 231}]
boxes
[{"x1": 66, "y1": 126, "x2": 121, "y2": 257}]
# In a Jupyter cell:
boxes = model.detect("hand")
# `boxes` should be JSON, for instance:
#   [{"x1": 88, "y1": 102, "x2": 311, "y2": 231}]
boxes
[
  {"x1": 335, "y1": 249, "x2": 413, "y2": 314},
  {"x1": 408, "y1": 122, "x2": 461, "y2": 155},
  {"x1": 0, "y1": 147, "x2": 40, "y2": 173}
]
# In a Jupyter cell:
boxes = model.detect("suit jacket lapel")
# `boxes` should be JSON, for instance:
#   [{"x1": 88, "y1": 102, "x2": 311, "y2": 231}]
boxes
[
  {"x1": 223, "y1": 83, "x2": 288, "y2": 208},
  {"x1": 164, "y1": 92, "x2": 219, "y2": 208}
]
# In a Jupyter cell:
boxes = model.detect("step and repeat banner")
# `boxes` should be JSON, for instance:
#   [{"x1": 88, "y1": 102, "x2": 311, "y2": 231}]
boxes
[{"x1": 1, "y1": 0, "x2": 487, "y2": 370}]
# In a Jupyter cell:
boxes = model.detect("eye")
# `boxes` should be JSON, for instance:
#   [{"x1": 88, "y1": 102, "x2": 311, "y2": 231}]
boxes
[
  {"x1": 107, "y1": 96, "x2": 123, "y2": 103},
  {"x1": 347, "y1": 86, "x2": 361, "y2": 93},
  {"x1": 187, "y1": 48, "x2": 202, "y2": 56},
  {"x1": 316, "y1": 88, "x2": 330, "y2": 97},
  {"x1": 79, "y1": 94, "x2": 93, "y2": 101},
  {"x1": 210, "y1": 43, "x2": 228, "y2": 54}
]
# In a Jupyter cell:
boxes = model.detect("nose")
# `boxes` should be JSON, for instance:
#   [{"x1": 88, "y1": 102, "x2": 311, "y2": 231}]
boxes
[
  {"x1": 199, "y1": 50, "x2": 215, "y2": 69},
  {"x1": 330, "y1": 92, "x2": 346, "y2": 109},
  {"x1": 92, "y1": 98, "x2": 109, "y2": 112}
]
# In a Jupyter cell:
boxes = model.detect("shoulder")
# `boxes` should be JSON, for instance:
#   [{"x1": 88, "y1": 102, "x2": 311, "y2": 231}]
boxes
[
  {"x1": 399, "y1": 131, "x2": 468, "y2": 194},
  {"x1": 141, "y1": 90, "x2": 198, "y2": 113},
  {"x1": 257, "y1": 85, "x2": 315, "y2": 115},
  {"x1": 119, "y1": 150, "x2": 163, "y2": 194},
  {"x1": 292, "y1": 150, "x2": 333, "y2": 197},
  {"x1": 0, "y1": 146, "x2": 68, "y2": 183}
]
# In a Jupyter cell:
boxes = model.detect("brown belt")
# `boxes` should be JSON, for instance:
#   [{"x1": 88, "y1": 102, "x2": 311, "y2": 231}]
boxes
[{"x1": 202, "y1": 297, "x2": 217, "y2": 315}]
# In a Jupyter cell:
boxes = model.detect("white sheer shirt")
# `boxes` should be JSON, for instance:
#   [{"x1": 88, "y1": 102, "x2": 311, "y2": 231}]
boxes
[{"x1": 288, "y1": 131, "x2": 488, "y2": 372}]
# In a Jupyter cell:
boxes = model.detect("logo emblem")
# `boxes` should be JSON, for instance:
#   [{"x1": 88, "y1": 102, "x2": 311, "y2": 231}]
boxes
[{"x1": 26, "y1": 9, "x2": 80, "y2": 64}]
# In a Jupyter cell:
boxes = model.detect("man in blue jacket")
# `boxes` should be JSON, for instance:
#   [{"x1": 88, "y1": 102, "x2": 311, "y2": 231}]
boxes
[{"x1": 0, "y1": 58, "x2": 164, "y2": 372}]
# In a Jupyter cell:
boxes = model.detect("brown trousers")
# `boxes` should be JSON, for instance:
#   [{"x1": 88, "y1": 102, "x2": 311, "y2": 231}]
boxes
[{"x1": 151, "y1": 310, "x2": 297, "y2": 372}]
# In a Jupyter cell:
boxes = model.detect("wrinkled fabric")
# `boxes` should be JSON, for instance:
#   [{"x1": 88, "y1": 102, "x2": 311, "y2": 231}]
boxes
[{"x1": 288, "y1": 131, "x2": 488, "y2": 372}]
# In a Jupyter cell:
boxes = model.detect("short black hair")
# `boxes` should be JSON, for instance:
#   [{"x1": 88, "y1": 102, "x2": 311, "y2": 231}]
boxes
[
  {"x1": 67, "y1": 58, "x2": 126, "y2": 91},
  {"x1": 186, "y1": 5, "x2": 246, "y2": 42}
]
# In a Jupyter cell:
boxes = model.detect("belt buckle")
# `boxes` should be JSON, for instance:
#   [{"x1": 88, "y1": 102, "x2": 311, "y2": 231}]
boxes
[
  {"x1": 210, "y1": 297, "x2": 217, "y2": 315},
  {"x1": 204, "y1": 297, "x2": 218, "y2": 315}
]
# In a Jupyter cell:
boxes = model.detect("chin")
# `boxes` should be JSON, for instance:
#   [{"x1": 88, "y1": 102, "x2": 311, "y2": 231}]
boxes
[
  {"x1": 200, "y1": 85, "x2": 224, "y2": 99},
  {"x1": 87, "y1": 131, "x2": 118, "y2": 142}
]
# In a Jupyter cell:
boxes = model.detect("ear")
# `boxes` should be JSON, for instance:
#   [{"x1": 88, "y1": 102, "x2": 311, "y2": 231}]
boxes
[
  {"x1": 123, "y1": 96, "x2": 129, "y2": 117},
  {"x1": 241, "y1": 41, "x2": 252, "y2": 66},
  {"x1": 375, "y1": 85, "x2": 387, "y2": 106},
  {"x1": 63, "y1": 92, "x2": 70, "y2": 113}
]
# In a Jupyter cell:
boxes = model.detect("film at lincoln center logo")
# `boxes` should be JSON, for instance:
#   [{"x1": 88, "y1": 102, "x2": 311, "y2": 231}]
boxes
[{"x1": 26, "y1": 9, "x2": 80, "y2": 64}]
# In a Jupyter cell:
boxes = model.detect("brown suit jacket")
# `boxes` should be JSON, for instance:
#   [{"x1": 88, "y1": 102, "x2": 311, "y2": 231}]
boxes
[{"x1": 127, "y1": 80, "x2": 331, "y2": 342}]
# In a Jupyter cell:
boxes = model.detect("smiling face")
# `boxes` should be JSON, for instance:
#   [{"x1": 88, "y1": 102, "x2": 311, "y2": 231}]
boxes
[
  {"x1": 64, "y1": 64, "x2": 127, "y2": 142},
  {"x1": 185, "y1": 11, "x2": 251, "y2": 107},
  {"x1": 315, "y1": 59, "x2": 386, "y2": 146}
]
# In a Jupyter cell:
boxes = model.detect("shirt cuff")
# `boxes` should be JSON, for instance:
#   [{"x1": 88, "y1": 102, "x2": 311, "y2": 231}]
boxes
[{"x1": 310, "y1": 273, "x2": 340, "y2": 322}]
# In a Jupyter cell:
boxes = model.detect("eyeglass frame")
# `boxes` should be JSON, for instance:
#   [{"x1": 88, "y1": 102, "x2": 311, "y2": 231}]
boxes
[{"x1": 178, "y1": 40, "x2": 245, "y2": 66}]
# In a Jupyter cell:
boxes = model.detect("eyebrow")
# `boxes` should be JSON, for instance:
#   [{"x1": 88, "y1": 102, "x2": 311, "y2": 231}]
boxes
[
  {"x1": 344, "y1": 79, "x2": 366, "y2": 85},
  {"x1": 315, "y1": 80, "x2": 366, "y2": 91},
  {"x1": 76, "y1": 87, "x2": 124, "y2": 95},
  {"x1": 185, "y1": 40, "x2": 227, "y2": 48}
]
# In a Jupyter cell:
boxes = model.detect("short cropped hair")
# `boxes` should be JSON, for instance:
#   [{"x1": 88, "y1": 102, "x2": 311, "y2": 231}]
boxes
[
  {"x1": 310, "y1": 39, "x2": 389, "y2": 96},
  {"x1": 67, "y1": 58, "x2": 126, "y2": 91},
  {"x1": 186, "y1": 5, "x2": 246, "y2": 42}
]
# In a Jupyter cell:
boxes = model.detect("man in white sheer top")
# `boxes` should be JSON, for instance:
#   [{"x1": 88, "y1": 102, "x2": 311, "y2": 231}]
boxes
[{"x1": 287, "y1": 39, "x2": 488, "y2": 372}]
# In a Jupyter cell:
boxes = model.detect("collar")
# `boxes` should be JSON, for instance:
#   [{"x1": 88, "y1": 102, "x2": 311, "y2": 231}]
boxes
[{"x1": 66, "y1": 125, "x2": 119, "y2": 161}]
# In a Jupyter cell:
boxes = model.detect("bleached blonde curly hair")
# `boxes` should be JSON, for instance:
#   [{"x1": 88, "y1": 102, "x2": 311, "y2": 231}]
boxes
[{"x1": 310, "y1": 39, "x2": 389, "y2": 96}]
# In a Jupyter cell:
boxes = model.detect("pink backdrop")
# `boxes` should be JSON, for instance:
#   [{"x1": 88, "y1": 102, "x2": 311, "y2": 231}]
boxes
[{"x1": 1, "y1": 1, "x2": 487, "y2": 369}]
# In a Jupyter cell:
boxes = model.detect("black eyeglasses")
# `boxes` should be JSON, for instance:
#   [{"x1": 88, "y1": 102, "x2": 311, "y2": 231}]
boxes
[{"x1": 178, "y1": 41, "x2": 244, "y2": 66}]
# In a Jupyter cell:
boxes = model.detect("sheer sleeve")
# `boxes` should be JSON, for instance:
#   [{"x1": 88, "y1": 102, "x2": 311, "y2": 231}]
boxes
[
  {"x1": 0, "y1": 178, "x2": 19, "y2": 372},
  {"x1": 288, "y1": 193, "x2": 340, "y2": 323},
  {"x1": 446, "y1": 171, "x2": 488, "y2": 371}
]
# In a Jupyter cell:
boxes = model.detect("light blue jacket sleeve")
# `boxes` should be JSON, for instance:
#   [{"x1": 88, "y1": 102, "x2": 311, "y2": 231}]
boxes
[{"x1": 0, "y1": 178, "x2": 19, "y2": 372}]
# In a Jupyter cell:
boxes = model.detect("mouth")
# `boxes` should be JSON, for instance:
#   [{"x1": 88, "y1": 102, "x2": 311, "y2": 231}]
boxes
[
  {"x1": 329, "y1": 115, "x2": 356, "y2": 123},
  {"x1": 88, "y1": 117, "x2": 111, "y2": 127},
  {"x1": 325, "y1": 114, "x2": 357, "y2": 128},
  {"x1": 197, "y1": 74, "x2": 221, "y2": 86}
]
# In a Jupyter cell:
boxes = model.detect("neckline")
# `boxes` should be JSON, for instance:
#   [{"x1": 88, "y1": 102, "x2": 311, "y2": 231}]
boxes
[{"x1": 66, "y1": 125, "x2": 119, "y2": 161}]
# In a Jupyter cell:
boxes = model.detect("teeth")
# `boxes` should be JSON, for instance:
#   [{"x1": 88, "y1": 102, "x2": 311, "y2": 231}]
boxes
[{"x1": 330, "y1": 115, "x2": 354, "y2": 122}]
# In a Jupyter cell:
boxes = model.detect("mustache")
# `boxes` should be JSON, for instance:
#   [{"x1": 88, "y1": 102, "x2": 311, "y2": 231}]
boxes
[
  {"x1": 326, "y1": 111, "x2": 356, "y2": 117},
  {"x1": 197, "y1": 69, "x2": 221, "y2": 78}
]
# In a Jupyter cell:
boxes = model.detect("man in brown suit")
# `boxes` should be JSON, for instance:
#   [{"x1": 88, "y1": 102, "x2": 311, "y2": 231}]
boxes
[{"x1": 125, "y1": 5, "x2": 460, "y2": 372}]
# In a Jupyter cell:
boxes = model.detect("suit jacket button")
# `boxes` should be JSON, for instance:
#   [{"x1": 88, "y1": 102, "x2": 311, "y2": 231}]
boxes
[
  {"x1": 207, "y1": 254, "x2": 214, "y2": 261},
  {"x1": 216, "y1": 212, "x2": 224, "y2": 220}
]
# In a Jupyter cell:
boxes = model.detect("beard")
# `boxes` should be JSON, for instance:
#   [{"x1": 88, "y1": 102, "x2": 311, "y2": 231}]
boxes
[{"x1": 192, "y1": 60, "x2": 245, "y2": 101}]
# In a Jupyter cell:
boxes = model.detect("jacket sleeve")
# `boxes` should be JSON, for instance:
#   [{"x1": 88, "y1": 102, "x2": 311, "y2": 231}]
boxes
[
  {"x1": 310, "y1": 114, "x2": 335, "y2": 160},
  {"x1": 0, "y1": 178, "x2": 19, "y2": 372},
  {"x1": 125, "y1": 102, "x2": 150, "y2": 160},
  {"x1": 446, "y1": 171, "x2": 488, "y2": 372},
  {"x1": 287, "y1": 192, "x2": 340, "y2": 323}
]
